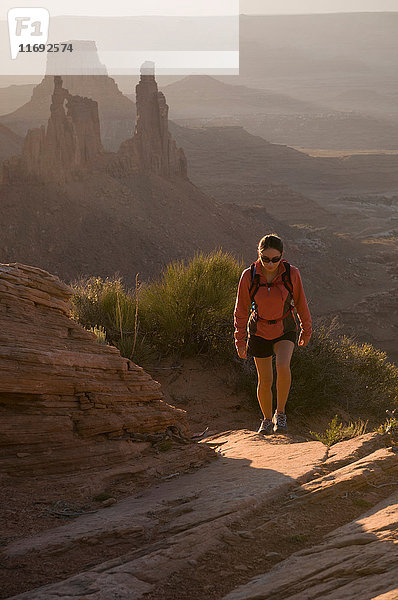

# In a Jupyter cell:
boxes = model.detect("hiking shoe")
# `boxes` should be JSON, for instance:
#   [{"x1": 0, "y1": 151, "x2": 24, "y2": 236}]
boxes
[
  {"x1": 273, "y1": 411, "x2": 287, "y2": 433},
  {"x1": 257, "y1": 418, "x2": 273, "y2": 435}
]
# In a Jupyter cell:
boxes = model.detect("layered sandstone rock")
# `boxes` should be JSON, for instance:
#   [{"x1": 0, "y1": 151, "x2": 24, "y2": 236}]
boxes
[
  {"x1": 109, "y1": 62, "x2": 187, "y2": 179},
  {"x1": 0, "y1": 262, "x2": 190, "y2": 477},
  {"x1": 2, "y1": 76, "x2": 104, "y2": 184}
]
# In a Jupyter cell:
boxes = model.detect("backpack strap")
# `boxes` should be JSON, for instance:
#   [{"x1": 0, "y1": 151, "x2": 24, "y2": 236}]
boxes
[
  {"x1": 281, "y1": 261, "x2": 297, "y2": 326},
  {"x1": 281, "y1": 260, "x2": 294, "y2": 298},
  {"x1": 248, "y1": 263, "x2": 260, "y2": 302}
]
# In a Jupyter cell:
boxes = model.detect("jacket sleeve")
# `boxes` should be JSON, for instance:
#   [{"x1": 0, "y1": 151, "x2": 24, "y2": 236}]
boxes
[
  {"x1": 292, "y1": 268, "x2": 312, "y2": 341},
  {"x1": 233, "y1": 269, "x2": 251, "y2": 352}
]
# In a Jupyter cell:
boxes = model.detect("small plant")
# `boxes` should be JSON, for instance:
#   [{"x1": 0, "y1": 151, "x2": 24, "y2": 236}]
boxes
[
  {"x1": 70, "y1": 275, "x2": 136, "y2": 334},
  {"x1": 378, "y1": 409, "x2": 398, "y2": 434},
  {"x1": 377, "y1": 409, "x2": 398, "y2": 448},
  {"x1": 69, "y1": 274, "x2": 157, "y2": 364},
  {"x1": 90, "y1": 325, "x2": 107, "y2": 344},
  {"x1": 310, "y1": 415, "x2": 368, "y2": 446}
]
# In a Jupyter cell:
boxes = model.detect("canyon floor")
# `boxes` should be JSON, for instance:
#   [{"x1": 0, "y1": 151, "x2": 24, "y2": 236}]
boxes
[{"x1": 1, "y1": 358, "x2": 397, "y2": 600}]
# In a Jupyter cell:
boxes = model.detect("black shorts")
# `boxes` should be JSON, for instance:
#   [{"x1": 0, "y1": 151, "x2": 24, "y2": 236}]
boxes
[{"x1": 247, "y1": 331, "x2": 297, "y2": 359}]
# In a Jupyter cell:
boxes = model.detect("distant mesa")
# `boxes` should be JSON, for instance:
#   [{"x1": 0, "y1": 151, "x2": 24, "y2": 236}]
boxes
[
  {"x1": 1, "y1": 63, "x2": 188, "y2": 184},
  {"x1": 45, "y1": 39, "x2": 108, "y2": 76}
]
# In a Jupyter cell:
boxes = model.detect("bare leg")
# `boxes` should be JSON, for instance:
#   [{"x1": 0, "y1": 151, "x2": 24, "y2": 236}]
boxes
[
  {"x1": 273, "y1": 340, "x2": 295, "y2": 413},
  {"x1": 253, "y1": 356, "x2": 273, "y2": 419}
]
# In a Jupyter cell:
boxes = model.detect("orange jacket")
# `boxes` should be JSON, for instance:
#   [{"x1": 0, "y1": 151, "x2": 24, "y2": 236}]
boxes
[{"x1": 234, "y1": 259, "x2": 312, "y2": 353}]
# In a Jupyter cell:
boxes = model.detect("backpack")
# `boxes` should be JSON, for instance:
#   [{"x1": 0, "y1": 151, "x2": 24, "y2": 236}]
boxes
[{"x1": 247, "y1": 259, "x2": 296, "y2": 331}]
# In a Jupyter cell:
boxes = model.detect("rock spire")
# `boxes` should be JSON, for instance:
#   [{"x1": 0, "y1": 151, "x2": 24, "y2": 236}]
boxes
[
  {"x1": 2, "y1": 76, "x2": 103, "y2": 184},
  {"x1": 1, "y1": 65, "x2": 187, "y2": 184},
  {"x1": 111, "y1": 62, "x2": 187, "y2": 178}
]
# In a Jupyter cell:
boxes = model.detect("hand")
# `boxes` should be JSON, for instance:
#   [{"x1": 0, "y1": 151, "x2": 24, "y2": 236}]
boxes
[
  {"x1": 298, "y1": 333, "x2": 309, "y2": 347},
  {"x1": 237, "y1": 346, "x2": 247, "y2": 359}
]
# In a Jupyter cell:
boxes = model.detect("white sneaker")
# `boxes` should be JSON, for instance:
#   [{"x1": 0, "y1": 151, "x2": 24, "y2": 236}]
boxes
[
  {"x1": 273, "y1": 411, "x2": 287, "y2": 433},
  {"x1": 257, "y1": 418, "x2": 273, "y2": 435}
]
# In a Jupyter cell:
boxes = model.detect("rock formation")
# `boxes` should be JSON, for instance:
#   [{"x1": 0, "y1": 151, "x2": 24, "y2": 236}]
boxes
[
  {"x1": 110, "y1": 62, "x2": 188, "y2": 179},
  {"x1": 2, "y1": 76, "x2": 104, "y2": 184},
  {"x1": 45, "y1": 40, "x2": 108, "y2": 77},
  {"x1": 0, "y1": 41, "x2": 135, "y2": 151},
  {"x1": 0, "y1": 262, "x2": 192, "y2": 477},
  {"x1": 1, "y1": 64, "x2": 187, "y2": 184},
  {"x1": 0, "y1": 122, "x2": 23, "y2": 165},
  {"x1": 223, "y1": 479, "x2": 398, "y2": 600}
]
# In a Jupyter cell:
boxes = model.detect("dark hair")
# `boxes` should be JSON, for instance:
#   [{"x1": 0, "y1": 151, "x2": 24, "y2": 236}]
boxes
[{"x1": 258, "y1": 234, "x2": 283, "y2": 254}]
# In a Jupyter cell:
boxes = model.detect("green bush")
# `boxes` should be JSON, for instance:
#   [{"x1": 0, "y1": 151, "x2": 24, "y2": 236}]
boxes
[
  {"x1": 69, "y1": 254, "x2": 398, "y2": 421},
  {"x1": 309, "y1": 415, "x2": 368, "y2": 446},
  {"x1": 70, "y1": 275, "x2": 136, "y2": 334},
  {"x1": 138, "y1": 249, "x2": 243, "y2": 356},
  {"x1": 290, "y1": 317, "x2": 398, "y2": 415},
  {"x1": 69, "y1": 275, "x2": 156, "y2": 364},
  {"x1": 70, "y1": 250, "x2": 243, "y2": 361}
]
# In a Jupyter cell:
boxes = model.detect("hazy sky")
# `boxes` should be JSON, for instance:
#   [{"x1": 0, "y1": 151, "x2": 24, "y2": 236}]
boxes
[
  {"x1": 242, "y1": 0, "x2": 398, "y2": 14},
  {"x1": 3, "y1": 1, "x2": 398, "y2": 17},
  {"x1": 3, "y1": 1, "x2": 239, "y2": 17}
]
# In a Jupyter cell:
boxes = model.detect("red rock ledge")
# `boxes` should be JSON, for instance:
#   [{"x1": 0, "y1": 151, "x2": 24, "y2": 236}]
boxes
[{"x1": 0, "y1": 262, "x2": 190, "y2": 477}]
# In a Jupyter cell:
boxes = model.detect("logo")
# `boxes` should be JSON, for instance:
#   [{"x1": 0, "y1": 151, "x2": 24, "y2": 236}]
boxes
[{"x1": 8, "y1": 7, "x2": 50, "y2": 59}]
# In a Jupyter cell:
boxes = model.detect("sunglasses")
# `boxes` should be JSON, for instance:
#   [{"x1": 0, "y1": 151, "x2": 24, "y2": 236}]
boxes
[{"x1": 260, "y1": 254, "x2": 282, "y2": 264}]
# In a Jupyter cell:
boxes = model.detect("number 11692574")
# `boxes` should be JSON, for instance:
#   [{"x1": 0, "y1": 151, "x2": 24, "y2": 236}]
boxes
[{"x1": 18, "y1": 43, "x2": 73, "y2": 53}]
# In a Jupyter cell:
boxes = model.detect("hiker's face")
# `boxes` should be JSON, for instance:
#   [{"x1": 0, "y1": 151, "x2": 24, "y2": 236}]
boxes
[{"x1": 259, "y1": 249, "x2": 282, "y2": 272}]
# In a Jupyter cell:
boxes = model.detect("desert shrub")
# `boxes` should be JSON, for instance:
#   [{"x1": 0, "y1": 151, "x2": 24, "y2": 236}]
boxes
[
  {"x1": 232, "y1": 317, "x2": 398, "y2": 419},
  {"x1": 377, "y1": 410, "x2": 398, "y2": 449},
  {"x1": 70, "y1": 275, "x2": 156, "y2": 364},
  {"x1": 70, "y1": 275, "x2": 136, "y2": 333},
  {"x1": 289, "y1": 318, "x2": 398, "y2": 415},
  {"x1": 137, "y1": 249, "x2": 243, "y2": 356},
  {"x1": 89, "y1": 325, "x2": 107, "y2": 344},
  {"x1": 69, "y1": 250, "x2": 243, "y2": 361},
  {"x1": 309, "y1": 415, "x2": 368, "y2": 446},
  {"x1": 69, "y1": 257, "x2": 398, "y2": 420}
]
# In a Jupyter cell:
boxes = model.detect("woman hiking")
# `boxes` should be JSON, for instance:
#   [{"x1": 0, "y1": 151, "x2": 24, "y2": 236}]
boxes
[{"x1": 234, "y1": 234, "x2": 312, "y2": 435}]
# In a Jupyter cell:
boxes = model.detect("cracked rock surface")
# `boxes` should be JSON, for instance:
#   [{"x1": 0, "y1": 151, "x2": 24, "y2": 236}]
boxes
[
  {"x1": 3, "y1": 432, "x2": 326, "y2": 599},
  {"x1": 222, "y1": 489, "x2": 398, "y2": 600}
]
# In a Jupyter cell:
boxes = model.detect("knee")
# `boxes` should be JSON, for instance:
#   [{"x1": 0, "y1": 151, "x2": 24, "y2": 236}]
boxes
[
  {"x1": 276, "y1": 362, "x2": 291, "y2": 375},
  {"x1": 258, "y1": 375, "x2": 273, "y2": 388}
]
